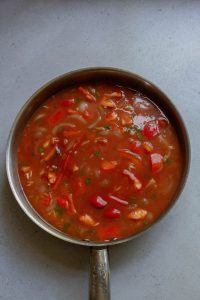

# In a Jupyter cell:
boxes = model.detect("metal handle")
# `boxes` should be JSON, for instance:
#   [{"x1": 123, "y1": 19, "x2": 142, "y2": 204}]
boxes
[{"x1": 89, "y1": 246, "x2": 110, "y2": 300}]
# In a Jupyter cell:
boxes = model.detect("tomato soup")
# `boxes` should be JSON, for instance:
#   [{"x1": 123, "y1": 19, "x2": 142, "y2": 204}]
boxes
[{"x1": 17, "y1": 83, "x2": 182, "y2": 241}]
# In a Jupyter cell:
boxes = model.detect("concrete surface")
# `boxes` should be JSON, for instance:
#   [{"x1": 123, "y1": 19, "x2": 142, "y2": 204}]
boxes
[{"x1": 0, "y1": 1, "x2": 199, "y2": 299}]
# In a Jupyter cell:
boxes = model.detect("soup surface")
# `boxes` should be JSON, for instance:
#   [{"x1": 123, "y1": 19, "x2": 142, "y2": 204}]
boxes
[{"x1": 18, "y1": 83, "x2": 182, "y2": 241}]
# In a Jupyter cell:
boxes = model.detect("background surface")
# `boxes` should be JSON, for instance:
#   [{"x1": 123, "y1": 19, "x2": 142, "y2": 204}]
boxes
[{"x1": 0, "y1": 1, "x2": 199, "y2": 299}]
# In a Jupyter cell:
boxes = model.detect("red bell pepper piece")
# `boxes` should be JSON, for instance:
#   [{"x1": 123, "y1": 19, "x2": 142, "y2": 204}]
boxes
[
  {"x1": 143, "y1": 121, "x2": 160, "y2": 139},
  {"x1": 150, "y1": 153, "x2": 163, "y2": 173},
  {"x1": 104, "y1": 207, "x2": 121, "y2": 219},
  {"x1": 157, "y1": 117, "x2": 169, "y2": 129},
  {"x1": 89, "y1": 195, "x2": 107, "y2": 208},
  {"x1": 56, "y1": 196, "x2": 69, "y2": 209}
]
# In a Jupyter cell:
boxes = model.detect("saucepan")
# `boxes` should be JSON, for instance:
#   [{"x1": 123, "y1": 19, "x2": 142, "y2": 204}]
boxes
[{"x1": 6, "y1": 68, "x2": 190, "y2": 299}]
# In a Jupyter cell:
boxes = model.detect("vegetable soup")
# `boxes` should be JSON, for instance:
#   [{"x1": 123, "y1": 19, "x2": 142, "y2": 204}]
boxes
[{"x1": 17, "y1": 83, "x2": 182, "y2": 241}]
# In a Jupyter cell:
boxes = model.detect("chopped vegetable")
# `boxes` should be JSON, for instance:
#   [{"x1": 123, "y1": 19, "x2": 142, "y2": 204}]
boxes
[
  {"x1": 136, "y1": 132, "x2": 145, "y2": 141},
  {"x1": 54, "y1": 204, "x2": 65, "y2": 216},
  {"x1": 163, "y1": 156, "x2": 172, "y2": 165},
  {"x1": 122, "y1": 169, "x2": 142, "y2": 190},
  {"x1": 82, "y1": 110, "x2": 94, "y2": 120},
  {"x1": 157, "y1": 117, "x2": 168, "y2": 129},
  {"x1": 48, "y1": 171, "x2": 56, "y2": 184},
  {"x1": 66, "y1": 109, "x2": 77, "y2": 114},
  {"x1": 104, "y1": 207, "x2": 121, "y2": 219},
  {"x1": 118, "y1": 149, "x2": 142, "y2": 165},
  {"x1": 100, "y1": 96, "x2": 116, "y2": 108},
  {"x1": 145, "y1": 178, "x2": 157, "y2": 190},
  {"x1": 150, "y1": 153, "x2": 163, "y2": 173},
  {"x1": 89, "y1": 195, "x2": 107, "y2": 208},
  {"x1": 78, "y1": 101, "x2": 88, "y2": 112},
  {"x1": 21, "y1": 166, "x2": 31, "y2": 173},
  {"x1": 79, "y1": 214, "x2": 99, "y2": 226},
  {"x1": 104, "y1": 125, "x2": 111, "y2": 130},
  {"x1": 121, "y1": 112, "x2": 132, "y2": 126},
  {"x1": 56, "y1": 196, "x2": 69, "y2": 209},
  {"x1": 38, "y1": 147, "x2": 44, "y2": 154},
  {"x1": 105, "y1": 111, "x2": 118, "y2": 122},
  {"x1": 78, "y1": 86, "x2": 96, "y2": 102},
  {"x1": 105, "y1": 92, "x2": 121, "y2": 98},
  {"x1": 94, "y1": 151, "x2": 101, "y2": 158},
  {"x1": 128, "y1": 208, "x2": 147, "y2": 220},
  {"x1": 143, "y1": 121, "x2": 160, "y2": 139},
  {"x1": 68, "y1": 194, "x2": 77, "y2": 214},
  {"x1": 143, "y1": 141, "x2": 153, "y2": 152},
  {"x1": 44, "y1": 147, "x2": 56, "y2": 161},
  {"x1": 85, "y1": 177, "x2": 92, "y2": 185},
  {"x1": 101, "y1": 160, "x2": 118, "y2": 170},
  {"x1": 94, "y1": 137, "x2": 108, "y2": 144},
  {"x1": 108, "y1": 195, "x2": 128, "y2": 206}
]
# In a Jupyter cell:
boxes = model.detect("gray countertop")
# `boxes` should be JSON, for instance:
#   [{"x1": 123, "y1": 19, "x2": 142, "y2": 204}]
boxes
[{"x1": 0, "y1": 1, "x2": 199, "y2": 299}]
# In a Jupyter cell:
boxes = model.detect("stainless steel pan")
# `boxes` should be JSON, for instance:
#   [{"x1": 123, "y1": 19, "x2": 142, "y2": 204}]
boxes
[{"x1": 6, "y1": 68, "x2": 190, "y2": 300}]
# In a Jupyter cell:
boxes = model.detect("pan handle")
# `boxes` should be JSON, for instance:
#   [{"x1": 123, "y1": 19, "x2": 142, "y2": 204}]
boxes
[{"x1": 89, "y1": 246, "x2": 110, "y2": 300}]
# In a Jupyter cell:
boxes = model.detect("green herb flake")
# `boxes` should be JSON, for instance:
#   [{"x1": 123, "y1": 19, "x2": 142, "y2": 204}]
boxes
[
  {"x1": 163, "y1": 155, "x2": 172, "y2": 165},
  {"x1": 38, "y1": 147, "x2": 44, "y2": 154},
  {"x1": 136, "y1": 132, "x2": 144, "y2": 141},
  {"x1": 134, "y1": 125, "x2": 142, "y2": 132},
  {"x1": 54, "y1": 204, "x2": 65, "y2": 216},
  {"x1": 123, "y1": 127, "x2": 131, "y2": 133},
  {"x1": 94, "y1": 151, "x2": 101, "y2": 158},
  {"x1": 75, "y1": 97, "x2": 81, "y2": 103},
  {"x1": 95, "y1": 90, "x2": 100, "y2": 97},
  {"x1": 104, "y1": 125, "x2": 111, "y2": 130},
  {"x1": 143, "y1": 220, "x2": 149, "y2": 226},
  {"x1": 85, "y1": 177, "x2": 92, "y2": 185},
  {"x1": 63, "y1": 220, "x2": 73, "y2": 232}
]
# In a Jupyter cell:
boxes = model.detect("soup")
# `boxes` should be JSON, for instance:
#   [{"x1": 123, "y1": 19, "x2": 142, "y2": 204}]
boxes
[{"x1": 17, "y1": 83, "x2": 182, "y2": 241}]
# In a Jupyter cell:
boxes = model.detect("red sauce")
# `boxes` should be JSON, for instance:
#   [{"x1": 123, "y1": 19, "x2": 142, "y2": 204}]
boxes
[{"x1": 17, "y1": 83, "x2": 182, "y2": 241}]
